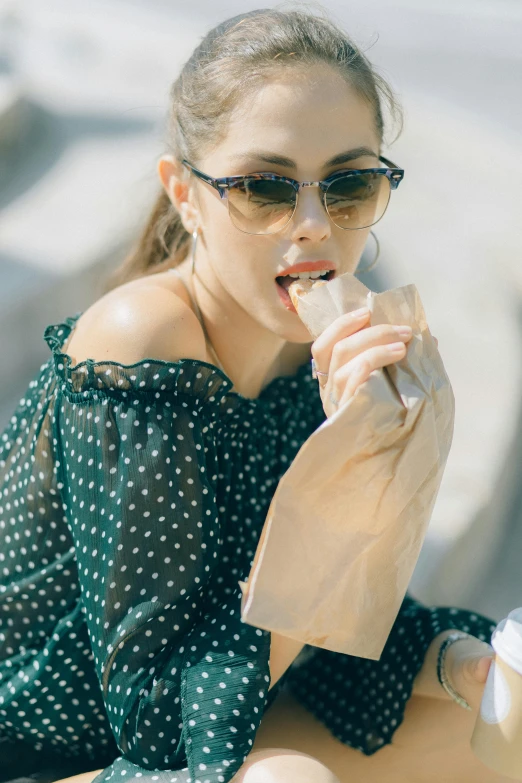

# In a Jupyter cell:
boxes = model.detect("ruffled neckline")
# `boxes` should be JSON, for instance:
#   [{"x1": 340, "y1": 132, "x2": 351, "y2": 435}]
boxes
[{"x1": 44, "y1": 311, "x2": 315, "y2": 414}]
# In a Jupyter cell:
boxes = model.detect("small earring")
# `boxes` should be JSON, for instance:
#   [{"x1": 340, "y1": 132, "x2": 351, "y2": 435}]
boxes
[
  {"x1": 355, "y1": 230, "x2": 380, "y2": 275},
  {"x1": 191, "y1": 229, "x2": 198, "y2": 275}
]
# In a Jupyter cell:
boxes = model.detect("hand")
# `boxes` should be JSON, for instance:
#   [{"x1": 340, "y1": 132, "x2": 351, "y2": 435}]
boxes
[
  {"x1": 310, "y1": 307, "x2": 414, "y2": 417},
  {"x1": 413, "y1": 629, "x2": 493, "y2": 711},
  {"x1": 444, "y1": 634, "x2": 494, "y2": 712}
]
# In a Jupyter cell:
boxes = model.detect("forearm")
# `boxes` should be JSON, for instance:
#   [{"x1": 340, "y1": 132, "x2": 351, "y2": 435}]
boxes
[
  {"x1": 268, "y1": 628, "x2": 456, "y2": 696},
  {"x1": 412, "y1": 628, "x2": 461, "y2": 700},
  {"x1": 268, "y1": 631, "x2": 305, "y2": 690}
]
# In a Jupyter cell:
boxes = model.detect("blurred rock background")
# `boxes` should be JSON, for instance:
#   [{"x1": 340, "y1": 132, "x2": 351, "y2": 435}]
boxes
[{"x1": 1, "y1": 0, "x2": 521, "y2": 622}]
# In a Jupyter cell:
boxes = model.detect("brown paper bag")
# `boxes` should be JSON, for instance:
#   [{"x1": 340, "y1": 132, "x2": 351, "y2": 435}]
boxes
[{"x1": 239, "y1": 272, "x2": 455, "y2": 659}]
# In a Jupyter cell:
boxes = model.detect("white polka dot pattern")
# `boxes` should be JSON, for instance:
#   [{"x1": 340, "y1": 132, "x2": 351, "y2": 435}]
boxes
[{"x1": 0, "y1": 313, "x2": 498, "y2": 783}]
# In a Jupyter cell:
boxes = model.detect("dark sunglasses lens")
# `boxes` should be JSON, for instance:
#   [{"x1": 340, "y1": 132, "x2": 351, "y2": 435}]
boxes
[
  {"x1": 227, "y1": 178, "x2": 296, "y2": 234},
  {"x1": 325, "y1": 172, "x2": 391, "y2": 229}
]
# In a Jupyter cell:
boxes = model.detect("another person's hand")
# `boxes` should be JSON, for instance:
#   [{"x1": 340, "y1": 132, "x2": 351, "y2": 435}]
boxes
[{"x1": 310, "y1": 307, "x2": 414, "y2": 417}]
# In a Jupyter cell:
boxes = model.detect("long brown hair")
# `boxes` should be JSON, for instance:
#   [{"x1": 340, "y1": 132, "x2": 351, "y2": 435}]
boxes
[{"x1": 102, "y1": 4, "x2": 402, "y2": 294}]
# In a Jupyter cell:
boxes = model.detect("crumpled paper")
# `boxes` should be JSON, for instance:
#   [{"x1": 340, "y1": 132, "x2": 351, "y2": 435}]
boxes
[{"x1": 239, "y1": 272, "x2": 455, "y2": 660}]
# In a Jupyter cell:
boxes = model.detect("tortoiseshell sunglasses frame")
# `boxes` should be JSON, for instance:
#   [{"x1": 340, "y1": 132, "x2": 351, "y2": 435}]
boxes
[{"x1": 181, "y1": 156, "x2": 404, "y2": 234}]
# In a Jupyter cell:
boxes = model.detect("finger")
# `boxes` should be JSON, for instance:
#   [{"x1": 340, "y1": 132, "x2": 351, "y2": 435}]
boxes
[
  {"x1": 311, "y1": 308, "x2": 371, "y2": 373},
  {"x1": 460, "y1": 654, "x2": 494, "y2": 711},
  {"x1": 328, "y1": 323, "x2": 412, "y2": 377},
  {"x1": 434, "y1": 336, "x2": 439, "y2": 347},
  {"x1": 460, "y1": 653, "x2": 492, "y2": 684},
  {"x1": 445, "y1": 639, "x2": 494, "y2": 710},
  {"x1": 330, "y1": 341, "x2": 408, "y2": 408},
  {"x1": 474, "y1": 655, "x2": 493, "y2": 684}
]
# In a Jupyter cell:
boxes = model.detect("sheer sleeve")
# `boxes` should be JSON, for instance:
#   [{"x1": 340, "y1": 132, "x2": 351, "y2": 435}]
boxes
[{"x1": 51, "y1": 360, "x2": 272, "y2": 782}]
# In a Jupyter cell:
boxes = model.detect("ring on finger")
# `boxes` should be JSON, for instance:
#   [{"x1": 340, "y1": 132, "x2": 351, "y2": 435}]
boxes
[
  {"x1": 311, "y1": 358, "x2": 329, "y2": 378},
  {"x1": 311, "y1": 358, "x2": 329, "y2": 381}
]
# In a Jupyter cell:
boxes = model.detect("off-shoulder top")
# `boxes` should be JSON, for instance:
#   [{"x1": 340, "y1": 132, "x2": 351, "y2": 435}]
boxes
[{"x1": 0, "y1": 311, "x2": 496, "y2": 783}]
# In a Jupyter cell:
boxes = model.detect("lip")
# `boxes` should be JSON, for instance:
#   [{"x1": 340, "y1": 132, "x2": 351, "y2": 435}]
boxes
[{"x1": 275, "y1": 260, "x2": 337, "y2": 277}]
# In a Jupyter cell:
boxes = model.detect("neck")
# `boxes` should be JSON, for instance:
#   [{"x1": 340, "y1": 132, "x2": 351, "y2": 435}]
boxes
[{"x1": 177, "y1": 260, "x2": 311, "y2": 399}]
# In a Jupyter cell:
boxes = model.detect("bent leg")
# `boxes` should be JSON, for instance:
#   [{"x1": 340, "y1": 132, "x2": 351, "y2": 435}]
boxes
[
  {"x1": 252, "y1": 684, "x2": 513, "y2": 783},
  {"x1": 53, "y1": 755, "x2": 338, "y2": 783},
  {"x1": 230, "y1": 748, "x2": 340, "y2": 783},
  {"x1": 51, "y1": 684, "x2": 514, "y2": 783},
  {"x1": 52, "y1": 772, "x2": 103, "y2": 783}
]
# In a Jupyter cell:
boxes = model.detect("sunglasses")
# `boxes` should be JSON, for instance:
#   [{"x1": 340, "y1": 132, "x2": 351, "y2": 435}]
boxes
[{"x1": 181, "y1": 156, "x2": 404, "y2": 235}]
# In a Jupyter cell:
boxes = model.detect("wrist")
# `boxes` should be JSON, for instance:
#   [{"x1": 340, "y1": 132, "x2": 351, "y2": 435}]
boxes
[
  {"x1": 413, "y1": 629, "x2": 464, "y2": 700},
  {"x1": 437, "y1": 631, "x2": 473, "y2": 710}
]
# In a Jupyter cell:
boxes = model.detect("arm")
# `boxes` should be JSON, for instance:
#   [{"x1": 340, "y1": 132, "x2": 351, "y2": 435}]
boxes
[
  {"x1": 382, "y1": 595, "x2": 495, "y2": 713},
  {"x1": 269, "y1": 632, "x2": 305, "y2": 688},
  {"x1": 413, "y1": 629, "x2": 461, "y2": 699},
  {"x1": 53, "y1": 291, "x2": 280, "y2": 783},
  {"x1": 413, "y1": 628, "x2": 494, "y2": 711},
  {"x1": 54, "y1": 387, "x2": 218, "y2": 769},
  {"x1": 283, "y1": 592, "x2": 497, "y2": 756}
]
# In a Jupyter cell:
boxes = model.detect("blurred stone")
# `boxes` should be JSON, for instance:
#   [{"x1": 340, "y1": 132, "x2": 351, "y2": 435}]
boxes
[
  {"x1": 0, "y1": 75, "x2": 29, "y2": 162},
  {"x1": 374, "y1": 93, "x2": 522, "y2": 619}
]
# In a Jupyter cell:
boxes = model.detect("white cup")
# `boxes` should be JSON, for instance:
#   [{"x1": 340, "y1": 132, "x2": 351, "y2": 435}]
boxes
[{"x1": 471, "y1": 608, "x2": 522, "y2": 779}]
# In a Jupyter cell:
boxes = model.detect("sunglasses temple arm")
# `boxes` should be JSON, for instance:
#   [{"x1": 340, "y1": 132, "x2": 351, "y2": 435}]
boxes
[
  {"x1": 379, "y1": 154, "x2": 398, "y2": 168},
  {"x1": 185, "y1": 161, "x2": 221, "y2": 191}
]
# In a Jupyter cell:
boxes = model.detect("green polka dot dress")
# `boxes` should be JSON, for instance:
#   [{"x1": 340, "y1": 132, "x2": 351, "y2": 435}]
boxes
[{"x1": 0, "y1": 312, "x2": 497, "y2": 783}]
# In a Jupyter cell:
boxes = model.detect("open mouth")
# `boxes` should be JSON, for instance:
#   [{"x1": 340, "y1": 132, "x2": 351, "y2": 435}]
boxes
[
  {"x1": 275, "y1": 270, "x2": 336, "y2": 313},
  {"x1": 275, "y1": 270, "x2": 335, "y2": 291}
]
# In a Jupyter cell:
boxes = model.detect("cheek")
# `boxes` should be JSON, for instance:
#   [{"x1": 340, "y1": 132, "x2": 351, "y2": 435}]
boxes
[
  {"x1": 201, "y1": 197, "x2": 266, "y2": 283},
  {"x1": 200, "y1": 194, "x2": 245, "y2": 263},
  {"x1": 200, "y1": 190, "x2": 232, "y2": 239},
  {"x1": 341, "y1": 229, "x2": 371, "y2": 271}
]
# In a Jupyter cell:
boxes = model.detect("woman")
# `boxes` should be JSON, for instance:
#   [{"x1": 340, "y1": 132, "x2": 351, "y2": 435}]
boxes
[{"x1": 0, "y1": 8, "x2": 505, "y2": 783}]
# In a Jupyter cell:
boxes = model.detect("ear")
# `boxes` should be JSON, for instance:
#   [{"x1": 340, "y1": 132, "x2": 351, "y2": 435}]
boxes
[{"x1": 157, "y1": 154, "x2": 199, "y2": 234}]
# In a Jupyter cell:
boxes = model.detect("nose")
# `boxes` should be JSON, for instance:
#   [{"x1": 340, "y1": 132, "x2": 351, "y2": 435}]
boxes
[{"x1": 288, "y1": 183, "x2": 331, "y2": 243}]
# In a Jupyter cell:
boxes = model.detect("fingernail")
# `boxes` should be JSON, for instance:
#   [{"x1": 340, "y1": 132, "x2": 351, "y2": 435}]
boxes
[
  {"x1": 396, "y1": 326, "x2": 412, "y2": 338},
  {"x1": 351, "y1": 307, "x2": 370, "y2": 318}
]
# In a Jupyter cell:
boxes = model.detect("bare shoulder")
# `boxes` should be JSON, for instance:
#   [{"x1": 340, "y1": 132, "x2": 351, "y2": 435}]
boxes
[{"x1": 64, "y1": 274, "x2": 207, "y2": 366}]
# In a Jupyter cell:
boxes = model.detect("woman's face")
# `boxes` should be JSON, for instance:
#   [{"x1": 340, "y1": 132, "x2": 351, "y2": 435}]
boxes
[{"x1": 180, "y1": 65, "x2": 381, "y2": 343}]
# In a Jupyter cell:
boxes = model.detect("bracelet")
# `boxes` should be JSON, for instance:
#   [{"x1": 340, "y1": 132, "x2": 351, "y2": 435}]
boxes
[{"x1": 436, "y1": 631, "x2": 473, "y2": 711}]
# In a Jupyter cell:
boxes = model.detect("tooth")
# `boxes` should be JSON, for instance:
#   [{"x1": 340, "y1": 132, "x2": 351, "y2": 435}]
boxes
[
  {"x1": 298, "y1": 273, "x2": 311, "y2": 279},
  {"x1": 309, "y1": 271, "x2": 322, "y2": 279},
  {"x1": 288, "y1": 273, "x2": 301, "y2": 278}
]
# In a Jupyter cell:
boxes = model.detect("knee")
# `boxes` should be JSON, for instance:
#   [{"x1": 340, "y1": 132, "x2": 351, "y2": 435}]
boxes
[{"x1": 230, "y1": 747, "x2": 341, "y2": 783}]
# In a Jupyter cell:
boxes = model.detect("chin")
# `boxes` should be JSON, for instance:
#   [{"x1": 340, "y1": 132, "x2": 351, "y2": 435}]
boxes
[{"x1": 268, "y1": 315, "x2": 313, "y2": 344}]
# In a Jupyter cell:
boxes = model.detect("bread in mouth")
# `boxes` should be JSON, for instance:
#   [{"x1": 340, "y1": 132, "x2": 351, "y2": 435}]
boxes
[{"x1": 288, "y1": 278, "x2": 328, "y2": 311}]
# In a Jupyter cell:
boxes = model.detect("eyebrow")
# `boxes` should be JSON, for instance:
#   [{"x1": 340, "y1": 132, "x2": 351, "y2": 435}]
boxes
[{"x1": 229, "y1": 146, "x2": 379, "y2": 169}]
